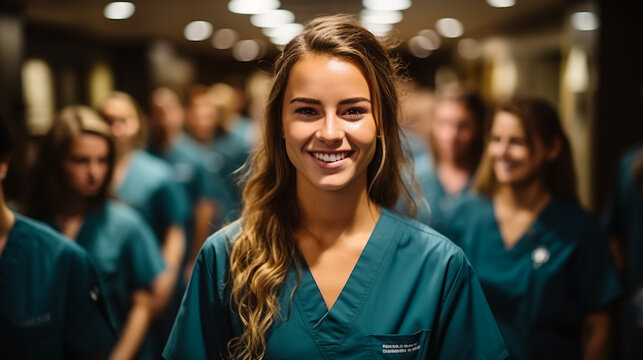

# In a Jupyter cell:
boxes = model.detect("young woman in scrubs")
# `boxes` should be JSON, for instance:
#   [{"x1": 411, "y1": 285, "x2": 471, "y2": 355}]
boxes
[
  {"x1": 411, "y1": 87, "x2": 485, "y2": 233},
  {"x1": 447, "y1": 96, "x2": 622, "y2": 359},
  {"x1": 25, "y1": 106, "x2": 167, "y2": 359},
  {"x1": 0, "y1": 117, "x2": 115, "y2": 359},
  {"x1": 164, "y1": 15, "x2": 508, "y2": 360},
  {"x1": 99, "y1": 92, "x2": 189, "y2": 357},
  {"x1": 602, "y1": 144, "x2": 643, "y2": 359}
]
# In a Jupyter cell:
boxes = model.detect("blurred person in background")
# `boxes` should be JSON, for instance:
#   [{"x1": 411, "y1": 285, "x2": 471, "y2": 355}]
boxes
[
  {"x1": 0, "y1": 116, "x2": 116, "y2": 359},
  {"x1": 99, "y1": 91, "x2": 188, "y2": 358},
  {"x1": 399, "y1": 84, "x2": 435, "y2": 162},
  {"x1": 411, "y1": 86, "x2": 485, "y2": 233},
  {"x1": 447, "y1": 96, "x2": 622, "y2": 360},
  {"x1": 148, "y1": 87, "x2": 218, "y2": 278},
  {"x1": 185, "y1": 85, "x2": 249, "y2": 224},
  {"x1": 163, "y1": 15, "x2": 507, "y2": 360},
  {"x1": 603, "y1": 143, "x2": 643, "y2": 360},
  {"x1": 26, "y1": 106, "x2": 166, "y2": 360}
]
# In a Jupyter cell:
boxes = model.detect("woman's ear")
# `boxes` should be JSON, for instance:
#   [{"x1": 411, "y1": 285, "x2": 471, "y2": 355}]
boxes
[{"x1": 546, "y1": 137, "x2": 562, "y2": 161}]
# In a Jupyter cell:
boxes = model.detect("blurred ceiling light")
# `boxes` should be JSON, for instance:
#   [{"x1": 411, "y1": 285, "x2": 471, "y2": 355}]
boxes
[
  {"x1": 262, "y1": 23, "x2": 303, "y2": 38},
  {"x1": 360, "y1": 9, "x2": 403, "y2": 25},
  {"x1": 184, "y1": 21, "x2": 213, "y2": 41},
  {"x1": 233, "y1": 40, "x2": 261, "y2": 61},
  {"x1": 363, "y1": 0, "x2": 411, "y2": 11},
  {"x1": 250, "y1": 9, "x2": 295, "y2": 28},
  {"x1": 436, "y1": 18, "x2": 464, "y2": 38},
  {"x1": 408, "y1": 36, "x2": 433, "y2": 58},
  {"x1": 486, "y1": 0, "x2": 515, "y2": 8},
  {"x1": 458, "y1": 38, "x2": 482, "y2": 59},
  {"x1": 228, "y1": 0, "x2": 280, "y2": 15},
  {"x1": 104, "y1": 2, "x2": 135, "y2": 20},
  {"x1": 362, "y1": 22, "x2": 393, "y2": 36},
  {"x1": 571, "y1": 11, "x2": 599, "y2": 31},
  {"x1": 212, "y1": 28, "x2": 238, "y2": 49},
  {"x1": 264, "y1": 23, "x2": 303, "y2": 45},
  {"x1": 417, "y1": 29, "x2": 441, "y2": 49}
]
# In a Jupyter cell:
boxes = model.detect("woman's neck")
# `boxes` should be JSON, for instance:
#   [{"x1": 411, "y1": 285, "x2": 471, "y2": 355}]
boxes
[
  {"x1": 494, "y1": 179, "x2": 552, "y2": 211},
  {"x1": 296, "y1": 179, "x2": 380, "y2": 248}
]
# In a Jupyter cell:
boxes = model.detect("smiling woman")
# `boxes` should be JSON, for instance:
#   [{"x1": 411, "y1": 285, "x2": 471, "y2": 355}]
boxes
[{"x1": 163, "y1": 15, "x2": 508, "y2": 360}]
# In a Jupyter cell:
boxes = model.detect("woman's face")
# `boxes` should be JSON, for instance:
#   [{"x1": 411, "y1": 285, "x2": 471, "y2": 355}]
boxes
[
  {"x1": 281, "y1": 54, "x2": 377, "y2": 193},
  {"x1": 100, "y1": 97, "x2": 140, "y2": 150},
  {"x1": 431, "y1": 100, "x2": 477, "y2": 163},
  {"x1": 185, "y1": 95, "x2": 217, "y2": 144},
  {"x1": 62, "y1": 133, "x2": 111, "y2": 198},
  {"x1": 487, "y1": 111, "x2": 548, "y2": 186}
]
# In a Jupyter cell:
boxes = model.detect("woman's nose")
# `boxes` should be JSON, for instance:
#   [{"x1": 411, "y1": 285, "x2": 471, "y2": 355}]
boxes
[{"x1": 315, "y1": 114, "x2": 344, "y2": 143}]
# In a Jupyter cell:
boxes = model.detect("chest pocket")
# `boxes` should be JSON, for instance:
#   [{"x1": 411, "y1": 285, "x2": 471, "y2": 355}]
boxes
[
  {"x1": 367, "y1": 329, "x2": 431, "y2": 359},
  {"x1": 0, "y1": 313, "x2": 63, "y2": 357}
]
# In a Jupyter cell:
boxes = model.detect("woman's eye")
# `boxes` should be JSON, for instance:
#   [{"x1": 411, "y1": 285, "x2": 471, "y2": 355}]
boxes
[
  {"x1": 295, "y1": 107, "x2": 317, "y2": 116},
  {"x1": 344, "y1": 107, "x2": 366, "y2": 118}
]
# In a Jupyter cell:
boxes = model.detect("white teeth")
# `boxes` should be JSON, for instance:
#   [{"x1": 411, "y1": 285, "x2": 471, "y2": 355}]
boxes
[{"x1": 314, "y1": 152, "x2": 349, "y2": 163}]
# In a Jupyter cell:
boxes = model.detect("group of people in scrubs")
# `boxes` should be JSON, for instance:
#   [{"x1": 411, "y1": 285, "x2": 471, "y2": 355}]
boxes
[{"x1": 0, "y1": 13, "x2": 641, "y2": 360}]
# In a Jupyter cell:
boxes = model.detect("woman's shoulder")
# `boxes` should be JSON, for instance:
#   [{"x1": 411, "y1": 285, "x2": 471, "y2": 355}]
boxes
[
  {"x1": 382, "y1": 209, "x2": 466, "y2": 260},
  {"x1": 12, "y1": 213, "x2": 89, "y2": 264}
]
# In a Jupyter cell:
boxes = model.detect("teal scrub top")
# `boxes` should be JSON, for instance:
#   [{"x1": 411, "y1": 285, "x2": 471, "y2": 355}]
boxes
[
  {"x1": 117, "y1": 150, "x2": 189, "y2": 243},
  {"x1": 47, "y1": 201, "x2": 165, "y2": 330},
  {"x1": 163, "y1": 208, "x2": 508, "y2": 360},
  {"x1": 602, "y1": 144, "x2": 643, "y2": 360},
  {"x1": 410, "y1": 155, "x2": 469, "y2": 235},
  {"x1": 209, "y1": 130, "x2": 250, "y2": 222},
  {"x1": 447, "y1": 195, "x2": 623, "y2": 360},
  {"x1": 149, "y1": 133, "x2": 213, "y2": 248},
  {"x1": 0, "y1": 213, "x2": 115, "y2": 359}
]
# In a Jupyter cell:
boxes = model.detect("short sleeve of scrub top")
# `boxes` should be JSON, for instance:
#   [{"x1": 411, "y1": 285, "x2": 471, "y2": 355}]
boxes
[
  {"x1": 163, "y1": 209, "x2": 508, "y2": 360},
  {"x1": 0, "y1": 214, "x2": 115, "y2": 359}
]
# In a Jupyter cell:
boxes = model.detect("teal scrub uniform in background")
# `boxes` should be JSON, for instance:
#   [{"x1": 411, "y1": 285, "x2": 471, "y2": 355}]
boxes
[
  {"x1": 149, "y1": 133, "x2": 213, "y2": 252},
  {"x1": 403, "y1": 152, "x2": 469, "y2": 235},
  {"x1": 46, "y1": 201, "x2": 165, "y2": 331},
  {"x1": 163, "y1": 208, "x2": 508, "y2": 360},
  {"x1": 0, "y1": 213, "x2": 115, "y2": 359},
  {"x1": 447, "y1": 195, "x2": 622, "y2": 360},
  {"x1": 602, "y1": 144, "x2": 643, "y2": 360},
  {"x1": 117, "y1": 150, "x2": 189, "y2": 243},
  {"x1": 208, "y1": 130, "x2": 250, "y2": 223}
]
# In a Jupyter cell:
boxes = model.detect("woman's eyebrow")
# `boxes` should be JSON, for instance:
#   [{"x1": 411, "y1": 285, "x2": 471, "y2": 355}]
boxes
[{"x1": 289, "y1": 97, "x2": 371, "y2": 105}]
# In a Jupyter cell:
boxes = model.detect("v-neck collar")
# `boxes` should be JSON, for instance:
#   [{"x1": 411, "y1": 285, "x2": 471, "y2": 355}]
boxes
[
  {"x1": 490, "y1": 199, "x2": 555, "y2": 255},
  {"x1": 292, "y1": 208, "x2": 400, "y2": 359}
]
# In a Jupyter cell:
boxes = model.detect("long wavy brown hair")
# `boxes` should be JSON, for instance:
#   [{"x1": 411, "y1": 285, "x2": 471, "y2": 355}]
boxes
[
  {"x1": 26, "y1": 105, "x2": 116, "y2": 220},
  {"x1": 473, "y1": 96, "x2": 578, "y2": 204},
  {"x1": 227, "y1": 15, "x2": 413, "y2": 359}
]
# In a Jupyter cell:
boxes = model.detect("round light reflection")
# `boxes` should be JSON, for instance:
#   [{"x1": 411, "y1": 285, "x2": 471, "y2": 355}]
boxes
[
  {"x1": 436, "y1": 18, "x2": 464, "y2": 38},
  {"x1": 363, "y1": 0, "x2": 411, "y2": 11},
  {"x1": 486, "y1": 0, "x2": 515, "y2": 8},
  {"x1": 212, "y1": 29, "x2": 238, "y2": 49},
  {"x1": 409, "y1": 36, "x2": 433, "y2": 58},
  {"x1": 233, "y1": 40, "x2": 261, "y2": 62},
  {"x1": 360, "y1": 9, "x2": 403, "y2": 24},
  {"x1": 362, "y1": 22, "x2": 393, "y2": 36},
  {"x1": 104, "y1": 2, "x2": 135, "y2": 20},
  {"x1": 184, "y1": 21, "x2": 213, "y2": 41},
  {"x1": 250, "y1": 9, "x2": 295, "y2": 28},
  {"x1": 571, "y1": 11, "x2": 599, "y2": 31},
  {"x1": 228, "y1": 0, "x2": 280, "y2": 15},
  {"x1": 417, "y1": 29, "x2": 441, "y2": 50}
]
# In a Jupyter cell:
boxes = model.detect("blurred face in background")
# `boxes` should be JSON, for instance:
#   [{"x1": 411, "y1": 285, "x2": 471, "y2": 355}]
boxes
[
  {"x1": 62, "y1": 133, "x2": 111, "y2": 198},
  {"x1": 150, "y1": 88, "x2": 185, "y2": 146},
  {"x1": 100, "y1": 97, "x2": 140, "y2": 153},
  {"x1": 487, "y1": 111, "x2": 550, "y2": 186},
  {"x1": 431, "y1": 100, "x2": 477, "y2": 165},
  {"x1": 185, "y1": 94, "x2": 217, "y2": 144}
]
